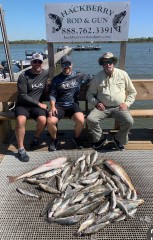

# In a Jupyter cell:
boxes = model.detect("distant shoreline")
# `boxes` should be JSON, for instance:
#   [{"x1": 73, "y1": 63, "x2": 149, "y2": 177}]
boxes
[{"x1": 0, "y1": 37, "x2": 153, "y2": 44}]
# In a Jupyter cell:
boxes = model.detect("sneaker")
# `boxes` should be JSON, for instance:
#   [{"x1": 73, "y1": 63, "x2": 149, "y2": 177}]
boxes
[
  {"x1": 30, "y1": 136, "x2": 39, "y2": 150},
  {"x1": 93, "y1": 137, "x2": 107, "y2": 149},
  {"x1": 48, "y1": 139, "x2": 59, "y2": 151},
  {"x1": 18, "y1": 149, "x2": 30, "y2": 162},
  {"x1": 113, "y1": 137, "x2": 124, "y2": 150},
  {"x1": 73, "y1": 137, "x2": 83, "y2": 149}
]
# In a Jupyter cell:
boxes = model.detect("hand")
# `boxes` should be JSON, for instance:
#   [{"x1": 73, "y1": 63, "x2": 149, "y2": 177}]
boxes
[
  {"x1": 39, "y1": 103, "x2": 48, "y2": 110},
  {"x1": 96, "y1": 102, "x2": 105, "y2": 111},
  {"x1": 119, "y1": 103, "x2": 128, "y2": 111},
  {"x1": 48, "y1": 107, "x2": 58, "y2": 117}
]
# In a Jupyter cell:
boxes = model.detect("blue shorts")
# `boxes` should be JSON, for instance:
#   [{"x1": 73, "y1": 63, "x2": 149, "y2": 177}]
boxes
[
  {"x1": 55, "y1": 102, "x2": 82, "y2": 120},
  {"x1": 15, "y1": 106, "x2": 48, "y2": 120}
]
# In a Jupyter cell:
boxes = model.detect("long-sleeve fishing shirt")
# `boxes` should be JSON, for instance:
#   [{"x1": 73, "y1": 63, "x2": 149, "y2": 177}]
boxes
[
  {"x1": 49, "y1": 71, "x2": 92, "y2": 108},
  {"x1": 16, "y1": 69, "x2": 49, "y2": 107},
  {"x1": 86, "y1": 68, "x2": 137, "y2": 108}
]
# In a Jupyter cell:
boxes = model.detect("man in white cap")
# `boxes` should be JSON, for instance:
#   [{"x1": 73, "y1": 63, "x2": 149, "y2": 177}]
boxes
[
  {"x1": 47, "y1": 55, "x2": 92, "y2": 151},
  {"x1": 15, "y1": 53, "x2": 49, "y2": 162},
  {"x1": 86, "y1": 52, "x2": 137, "y2": 150}
]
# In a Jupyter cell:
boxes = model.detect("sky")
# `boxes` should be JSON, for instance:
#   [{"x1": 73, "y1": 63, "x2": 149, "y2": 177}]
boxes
[{"x1": 0, "y1": 0, "x2": 152, "y2": 41}]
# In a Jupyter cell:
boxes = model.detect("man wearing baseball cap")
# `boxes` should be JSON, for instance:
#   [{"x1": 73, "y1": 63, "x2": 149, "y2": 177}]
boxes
[
  {"x1": 86, "y1": 52, "x2": 137, "y2": 150},
  {"x1": 14, "y1": 53, "x2": 49, "y2": 162},
  {"x1": 47, "y1": 55, "x2": 92, "y2": 151}
]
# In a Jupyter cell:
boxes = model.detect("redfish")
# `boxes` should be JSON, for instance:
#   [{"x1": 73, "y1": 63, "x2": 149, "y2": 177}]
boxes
[
  {"x1": 7, "y1": 156, "x2": 68, "y2": 183},
  {"x1": 104, "y1": 159, "x2": 135, "y2": 190}
]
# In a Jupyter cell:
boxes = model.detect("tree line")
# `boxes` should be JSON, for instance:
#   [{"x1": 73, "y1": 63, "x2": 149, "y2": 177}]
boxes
[{"x1": 0, "y1": 37, "x2": 153, "y2": 44}]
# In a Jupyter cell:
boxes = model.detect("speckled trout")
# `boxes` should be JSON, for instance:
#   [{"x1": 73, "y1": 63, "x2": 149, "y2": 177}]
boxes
[{"x1": 7, "y1": 156, "x2": 68, "y2": 183}]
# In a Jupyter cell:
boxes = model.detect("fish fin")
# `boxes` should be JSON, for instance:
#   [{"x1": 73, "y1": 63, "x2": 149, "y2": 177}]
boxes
[{"x1": 7, "y1": 176, "x2": 17, "y2": 183}]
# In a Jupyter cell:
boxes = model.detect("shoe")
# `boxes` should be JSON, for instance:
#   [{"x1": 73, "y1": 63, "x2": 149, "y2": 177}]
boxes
[
  {"x1": 113, "y1": 137, "x2": 124, "y2": 150},
  {"x1": 48, "y1": 139, "x2": 59, "y2": 151},
  {"x1": 73, "y1": 137, "x2": 83, "y2": 149},
  {"x1": 18, "y1": 149, "x2": 30, "y2": 162},
  {"x1": 93, "y1": 137, "x2": 107, "y2": 149},
  {"x1": 30, "y1": 136, "x2": 39, "y2": 150}
]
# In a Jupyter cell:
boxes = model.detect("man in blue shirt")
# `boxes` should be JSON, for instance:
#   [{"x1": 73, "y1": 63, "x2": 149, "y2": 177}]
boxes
[{"x1": 47, "y1": 55, "x2": 91, "y2": 151}]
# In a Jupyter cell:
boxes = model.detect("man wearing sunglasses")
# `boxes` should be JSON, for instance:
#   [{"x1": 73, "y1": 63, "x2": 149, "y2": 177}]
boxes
[
  {"x1": 15, "y1": 53, "x2": 49, "y2": 162},
  {"x1": 47, "y1": 55, "x2": 91, "y2": 151},
  {"x1": 86, "y1": 52, "x2": 137, "y2": 151}
]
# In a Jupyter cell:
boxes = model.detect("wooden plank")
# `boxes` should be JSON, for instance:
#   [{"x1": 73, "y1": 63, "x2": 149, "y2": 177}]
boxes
[
  {"x1": 130, "y1": 109, "x2": 153, "y2": 117},
  {"x1": 119, "y1": 41, "x2": 126, "y2": 70},
  {"x1": 132, "y1": 80, "x2": 153, "y2": 100},
  {"x1": 0, "y1": 82, "x2": 17, "y2": 102}
]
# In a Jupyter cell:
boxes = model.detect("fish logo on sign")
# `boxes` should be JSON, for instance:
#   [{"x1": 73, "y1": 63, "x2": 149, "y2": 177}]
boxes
[
  {"x1": 112, "y1": 11, "x2": 127, "y2": 32},
  {"x1": 48, "y1": 13, "x2": 63, "y2": 33}
]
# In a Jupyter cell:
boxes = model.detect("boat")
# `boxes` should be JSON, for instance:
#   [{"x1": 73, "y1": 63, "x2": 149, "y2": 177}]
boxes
[
  {"x1": 56, "y1": 45, "x2": 70, "y2": 52},
  {"x1": 15, "y1": 49, "x2": 47, "y2": 70},
  {"x1": 73, "y1": 45, "x2": 101, "y2": 51}
]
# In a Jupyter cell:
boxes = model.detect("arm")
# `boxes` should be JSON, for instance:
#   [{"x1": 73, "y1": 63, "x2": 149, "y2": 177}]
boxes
[
  {"x1": 17, "y1": 74, "x2": 39, "y2": 106},
  {"x1": 77, "y1": 72, "x2": 92, "y2": 85},
  {"x1": 86, "y1": 77, "x2": 99, "y2": 107},
  {"x1": 17, "y1": 72, "x2": 48, "y2": 109},
  {"x1": 48, "y1": 79, "x2": 58, "y2": 117},
  {"x1": 124, "y1": 73, "x2": 137, "y2": 108}
]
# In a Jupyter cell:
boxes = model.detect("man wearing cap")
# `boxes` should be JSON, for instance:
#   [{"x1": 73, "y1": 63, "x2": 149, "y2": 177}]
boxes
[
  {"x1": 15, "y1": 53, "x2": 49, "y2": 162},
  {"x1": 86, "y1": 52, "x2": 137, "y2": 150},
  {"x1": 47, "y1": 55, "x2": 91, "y2": 151}
]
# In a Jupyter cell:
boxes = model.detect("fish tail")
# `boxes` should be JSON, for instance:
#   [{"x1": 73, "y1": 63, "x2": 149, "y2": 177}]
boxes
[
  {"x1": 38, "y1": 195, "x2": 42, "y2": 200},
  {"x1": 7, "y1": 176, "x2": 17, "y2": 183},
  {"x1": 73, "y1": 231, "x2": 81, "y2": 237}
]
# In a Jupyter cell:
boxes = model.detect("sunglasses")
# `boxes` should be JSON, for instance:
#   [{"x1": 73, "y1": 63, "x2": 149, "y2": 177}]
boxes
[
  {"x1": 61, "y1": 62, "x2": 71, "y2": 67},
  {"x1": 102, "y1": 60, "x2": 114, "y2": 65},
  {"x1": 32, "y1": 60, "x2": 43, "y2": 64}
]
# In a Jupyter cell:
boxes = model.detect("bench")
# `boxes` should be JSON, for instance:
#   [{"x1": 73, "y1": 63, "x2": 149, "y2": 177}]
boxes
[{"x1": 0, "y1": 80, "x2": 153, "y2": 143}]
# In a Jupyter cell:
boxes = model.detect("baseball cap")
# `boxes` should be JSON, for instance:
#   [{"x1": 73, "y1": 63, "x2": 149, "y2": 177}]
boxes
[
  {"x1": 31, "y1": 53, "x2": 43, "y2": 62},
  {"x1": 61, "y1": 55, "x2": 72, "y2": 65}
]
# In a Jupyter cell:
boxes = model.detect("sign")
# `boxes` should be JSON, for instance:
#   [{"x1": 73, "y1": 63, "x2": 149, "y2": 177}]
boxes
[{"x1": 44, "y1": 2, "x2": 130, "y2": 42}]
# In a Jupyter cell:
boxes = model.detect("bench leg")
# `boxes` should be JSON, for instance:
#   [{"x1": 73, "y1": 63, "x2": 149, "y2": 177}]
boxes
[{"x1": 0, "y1": 120, "x2": 13, "y2": 144}]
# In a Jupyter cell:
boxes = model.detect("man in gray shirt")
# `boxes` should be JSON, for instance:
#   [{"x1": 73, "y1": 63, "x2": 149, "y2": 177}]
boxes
[
  {"x1": 86, "y1": 52, "x2": 137, "y2": 150},
  {"x1": 15, "y1": 53, "x2": 49, "y2": 162}
]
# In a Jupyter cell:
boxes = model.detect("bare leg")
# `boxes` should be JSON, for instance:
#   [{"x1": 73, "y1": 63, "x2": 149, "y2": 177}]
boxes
[
  {"x1": 15, "y1": 115, "x2": 27, "y2": 149},
  {"x1": 35, "y1": 116, "x2": 47, "y2": 138},
  {"x1": 72, "y1": 112, "x2": 84, "y2": 138},
  {"x1": 47, "y1": 116, "x2": 59, "y2": 139}
]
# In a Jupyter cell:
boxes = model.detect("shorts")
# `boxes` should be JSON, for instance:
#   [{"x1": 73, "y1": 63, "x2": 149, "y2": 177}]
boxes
[
  {"x1": 15, "y1": 106, "x2": 48, "y2": 120},
  {"x1": 55, "y1": 102, "x2": 82, "y2": 120}
]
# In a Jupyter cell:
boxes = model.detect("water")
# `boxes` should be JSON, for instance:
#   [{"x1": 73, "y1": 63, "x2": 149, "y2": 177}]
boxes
[
  {"x1": 0, "y1": 42, "x2": 153, "y2": 78},
  {"x1": 0, "y1": 42, "x2": 153, "y2": 129}
]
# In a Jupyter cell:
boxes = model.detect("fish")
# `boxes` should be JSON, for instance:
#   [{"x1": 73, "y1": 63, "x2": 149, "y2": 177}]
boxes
[
  {"x1": 7, "y1": 156, "x2": 68, "y2": 183},
  {"x1": 81, "y1": 221, "x2": 110, "y2": 236},
  {"x1": 112, "y1": 11, "x2": 127, "y2": 32},
  {"x1": 48, "y1": 13, "x2": 63, "y2": 33},
  {"x1": 53, "y1": 204, "x2": 84, "y2": 218},
  {"x1": 37, "y1": 168, "x2": 62, "y2": 179},
  {"x1": 74, "y1": 213, "x2": 95, "y2": 236},
  {"x1": 104, "y1": 159, "x2": 135, "y2": 190},
  {"x1": 52, "y1": 215, "x2": 84, "y2": 225},
  {"x1": 16, "y1": 188, "x2": 41, "y2": 199},
  {"x1": 90, "y1": 150, "x2": 98, "y2": 165},
  {"x1": 40, "y1": 198, "x2": 56, "y2": 217},
  {"x1": 39, "y1": 183, "x2": 61, "y2": 194}
]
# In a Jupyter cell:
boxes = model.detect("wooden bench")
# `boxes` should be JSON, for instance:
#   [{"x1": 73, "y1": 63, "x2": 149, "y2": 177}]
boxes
[{"x1": 0, "y1": 80, "x2": 153, "y2": 143}]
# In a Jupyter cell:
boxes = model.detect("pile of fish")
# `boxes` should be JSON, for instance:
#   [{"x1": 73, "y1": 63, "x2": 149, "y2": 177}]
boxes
[{"x1": 7, "y1": 152, "x2": 144, "y2": 237}]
